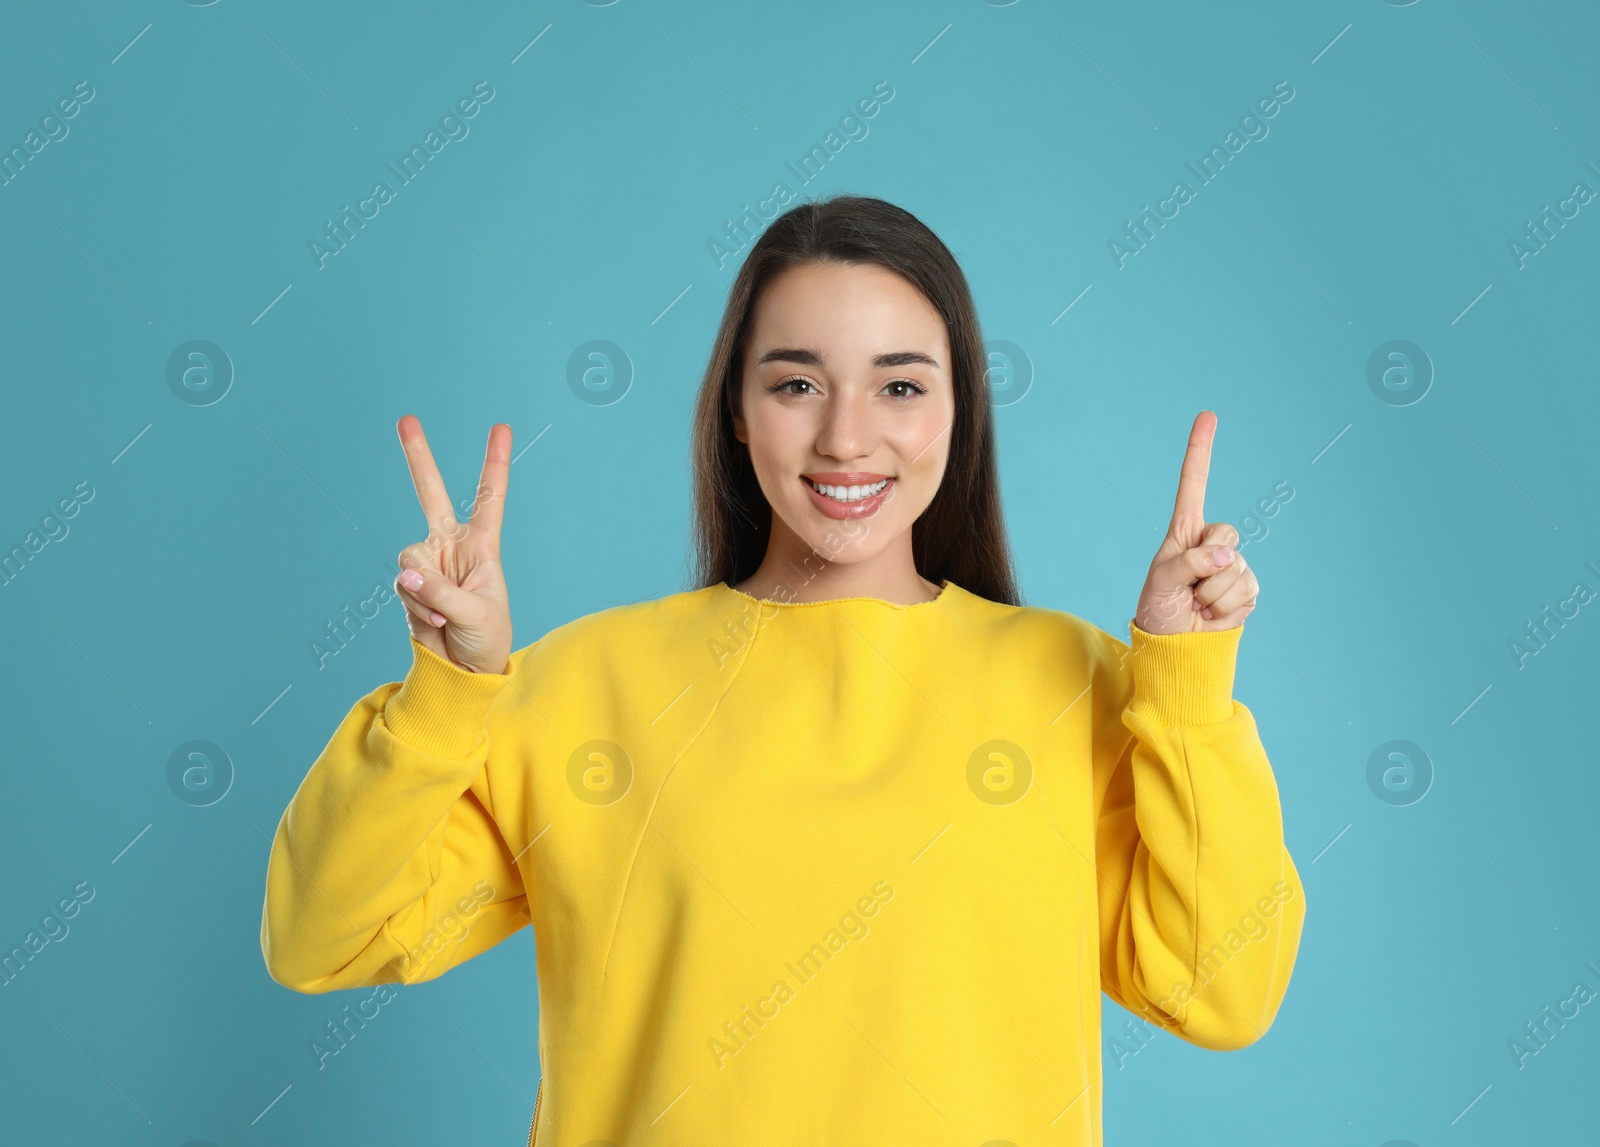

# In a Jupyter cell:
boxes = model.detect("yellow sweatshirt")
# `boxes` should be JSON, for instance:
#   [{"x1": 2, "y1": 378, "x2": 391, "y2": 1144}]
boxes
[{"x1": 261, "y1": 579, "x2": 1305, "y2": 1146}]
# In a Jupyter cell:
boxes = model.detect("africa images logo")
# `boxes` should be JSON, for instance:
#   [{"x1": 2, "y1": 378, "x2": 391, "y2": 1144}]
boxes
[{"x1": 967, "y1": 739, "x2": 1032, "y2": 805}]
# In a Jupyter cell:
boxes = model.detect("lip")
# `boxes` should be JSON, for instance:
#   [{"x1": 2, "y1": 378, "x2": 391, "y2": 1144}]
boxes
[
  {"x1": 802, "y1": 471, "x2": 891, "y2": 484},
  {"x1": 800, "y1": 474, "x2": 895, "y2": 520}
]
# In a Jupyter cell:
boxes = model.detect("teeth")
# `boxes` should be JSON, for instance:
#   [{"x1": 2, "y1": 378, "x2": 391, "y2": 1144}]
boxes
[{"x1": 810, "y1": 478, "x2": 889, "y2": 502}]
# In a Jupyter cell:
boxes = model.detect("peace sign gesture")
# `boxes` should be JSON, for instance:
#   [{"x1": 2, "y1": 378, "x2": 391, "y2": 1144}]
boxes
[
  {"x1": 1133, "y1": 411, "x2": 1260, "y2": 635},
  {"x1": 392, "y1": 415, "x2": 514, "y2": 674}
]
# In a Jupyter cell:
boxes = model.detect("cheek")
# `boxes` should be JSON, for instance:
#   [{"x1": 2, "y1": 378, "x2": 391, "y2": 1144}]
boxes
[
  {"x1": 743, "y1": 413, "x2": 812, "y2": 511},
  {"x1": 893, "y1": 412, "x2": 952, "y2": 486},
  {"x1": 747, "y1": 416, "x2": 798, "y2": 480}
]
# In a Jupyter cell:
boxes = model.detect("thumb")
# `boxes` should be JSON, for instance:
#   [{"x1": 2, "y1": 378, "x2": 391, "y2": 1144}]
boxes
[
  {"x1": 1152, "y1": 542, "x2": 1235, "y2": 589},
  {"x1": 396, "y1": 564, "x2": 483, "y2": 624}
]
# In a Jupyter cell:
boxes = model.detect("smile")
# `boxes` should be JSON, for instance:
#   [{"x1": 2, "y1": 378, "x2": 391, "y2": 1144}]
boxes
[
  {"x1": 799, "y1": 474, "x2": 895, "y2": 521},
  {"x1": 803, "y1": 476, "x2": 891, "y2": 503}
]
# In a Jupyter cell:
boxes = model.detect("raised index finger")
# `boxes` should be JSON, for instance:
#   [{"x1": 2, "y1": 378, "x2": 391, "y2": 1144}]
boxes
[
  {"x1": 468, "y1": 424, "x2": 512, "y2": 543},
  {"x1": 396, "y1": 415, "x2": 457, "y2": 529},
  {"x1": 1169, "y1": 410, "x2": 1217, "y2": 530}
]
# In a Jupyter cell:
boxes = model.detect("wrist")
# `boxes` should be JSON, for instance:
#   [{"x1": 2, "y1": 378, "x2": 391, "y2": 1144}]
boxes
[
  {"x1": 383, "y1": 637, "x2": 514, "y2": 756},
  {"x1": 1124, "y1": 619, "x2": 1242, "y2": 725}
]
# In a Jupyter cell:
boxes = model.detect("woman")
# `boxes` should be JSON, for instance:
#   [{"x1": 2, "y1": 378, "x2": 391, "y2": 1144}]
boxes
[{"x1": 261, "y1": 195, "x2": 1304, "y2": 1146}]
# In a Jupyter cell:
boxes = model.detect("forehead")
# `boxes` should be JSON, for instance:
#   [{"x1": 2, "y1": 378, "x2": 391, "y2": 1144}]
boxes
[{"x1": 745, "y1": 262, "x2": 949, "y2": 368}]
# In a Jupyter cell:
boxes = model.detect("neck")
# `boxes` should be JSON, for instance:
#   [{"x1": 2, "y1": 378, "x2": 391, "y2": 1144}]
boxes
[{"x1": 733, "y1": 518, "x2": 941, "y2": 606}]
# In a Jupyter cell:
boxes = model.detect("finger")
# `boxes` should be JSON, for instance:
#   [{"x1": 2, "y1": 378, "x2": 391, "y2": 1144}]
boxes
[
  {"x1": 395, "y1": 580, "x2": 448, "y2": 627},
  {"x1": 1169, "y1": 411, "x2": 1217, "y2": 537},
  {"x1": 395, "y1": 565, "x2": 481, "y2": 623},
  {"x1": 1203, "y1": 574, "x2": 1258, "y2": 623},
  {"x1": 403, "y1": 608, "x2": 433, "y2": 640},
  {"x1": 1189, "y1": 523, "x2": 1240, "y2": 610},
  {"x1": 1152, "y1": 539, "x2": 1235, "y2": 591},
  {"x1": 1194, "y1": 553, "x2": 1249, "y2": 609},
  {"x1": 1197, "y1": 520, "x2": 1240, "y2": 550},
  {"x1": 1203, "y1": 604, "x2": 1250, "y2": 626},
  {"x1": 469, "y1": 423, "x2": 512, "y2": 543},
  {"x1": 397, "y1": 415, "x2": 459, "y2": 532},
  {"x1": 398, "y1": 540, "x2": 444, "y2": 577}
]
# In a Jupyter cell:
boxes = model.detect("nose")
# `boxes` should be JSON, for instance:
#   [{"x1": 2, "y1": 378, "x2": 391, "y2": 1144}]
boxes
[{"x1": 813, "y1": 385, "x2": 872, "y2": 462}]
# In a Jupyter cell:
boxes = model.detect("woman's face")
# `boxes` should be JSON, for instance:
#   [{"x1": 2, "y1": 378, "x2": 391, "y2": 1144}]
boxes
[{"x1": 734, "y1": 261, "x2": 955, "y2": 567}]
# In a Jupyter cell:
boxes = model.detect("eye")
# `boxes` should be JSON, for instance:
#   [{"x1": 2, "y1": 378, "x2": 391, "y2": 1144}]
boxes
[
  {"x1": 770, "y1": 375, "x2": 818, "y2": 395},
  {"x1": 883, "y1": 379, "x2": 927, "y2": 399}
]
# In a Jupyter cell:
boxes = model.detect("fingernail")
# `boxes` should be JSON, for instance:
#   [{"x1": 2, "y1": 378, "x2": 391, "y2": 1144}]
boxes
[
  {"x1": 400, "y1": 569, "x2": 424, "y2": 591},
  {"x1": 428, "y1": 610, "x2": 447, "y2": 627},
  {"x1": 1212, "y1": 546, "x2": 1234, "y2": 567}
]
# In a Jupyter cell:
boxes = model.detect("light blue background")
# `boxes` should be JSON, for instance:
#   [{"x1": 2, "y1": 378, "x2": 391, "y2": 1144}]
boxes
[{"x1": 2, "y1": 1, "x2": 1596, "y2": 1144}]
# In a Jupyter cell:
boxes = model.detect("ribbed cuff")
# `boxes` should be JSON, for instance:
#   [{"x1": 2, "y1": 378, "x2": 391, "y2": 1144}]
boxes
[
  {"x1": 1125, "y1": 619, "x2": 1243, "y2": 726},
  {"x1": 382, "y1": 638, "x2": 515, "y2": 758}
]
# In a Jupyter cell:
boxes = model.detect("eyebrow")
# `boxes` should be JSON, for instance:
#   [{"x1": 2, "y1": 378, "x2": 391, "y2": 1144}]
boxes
[{"x1": 754, "y1": 347, "x2": 941, "y2": 370}]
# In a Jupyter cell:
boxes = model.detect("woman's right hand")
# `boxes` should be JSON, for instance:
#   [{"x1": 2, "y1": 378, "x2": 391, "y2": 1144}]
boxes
[{"x1": 392, "y1": 415, "x2": 514, "y2": 675}]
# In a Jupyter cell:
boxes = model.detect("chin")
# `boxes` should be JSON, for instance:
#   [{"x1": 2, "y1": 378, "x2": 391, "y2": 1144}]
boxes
[
  {"x1": 800, "y1": 506, "x2": 898, "y2": 558},
  {"x1": 818, "y1": 527, "x2": 884, "y2": 557},
  {"x1": 767, "y1": 473, "x2": 923, "y2": 560}
]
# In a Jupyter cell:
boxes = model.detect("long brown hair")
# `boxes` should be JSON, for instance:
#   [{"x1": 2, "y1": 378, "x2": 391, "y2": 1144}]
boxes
[{"x1": 689, "y1": 193, "x2": 1021, "y2": 607}]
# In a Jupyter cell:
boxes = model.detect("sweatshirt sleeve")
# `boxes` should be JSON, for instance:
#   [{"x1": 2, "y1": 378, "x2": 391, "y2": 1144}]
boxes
[
  {"x1": 260, "y1": 637, "x2": 533, "y2": 994},
  {"x1": 1090, "y1": 618, "x2": 1305, "y2": 1051}
]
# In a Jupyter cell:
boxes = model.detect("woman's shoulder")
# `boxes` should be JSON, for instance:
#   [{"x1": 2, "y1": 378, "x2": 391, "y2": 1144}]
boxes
[
  {"x1": 959, "y1": 586, "x2": 1126, "y2": 644},
  {"x1": 958, "y1": 591, "x2": 1133, "y2": 680},
  {"x1": 505, "y1": 583, "x2": 735, "y2": 672}
]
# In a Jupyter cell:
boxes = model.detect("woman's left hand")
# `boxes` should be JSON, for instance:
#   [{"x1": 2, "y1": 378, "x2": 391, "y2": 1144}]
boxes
[{"x1": 1134, "y1": 411, "x2": 1260, "y2": 635}]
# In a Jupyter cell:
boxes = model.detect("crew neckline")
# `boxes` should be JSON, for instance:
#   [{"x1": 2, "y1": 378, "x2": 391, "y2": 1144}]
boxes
[{"x1": 720, "y1": 578, "x2": 954, "y2": 610}]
